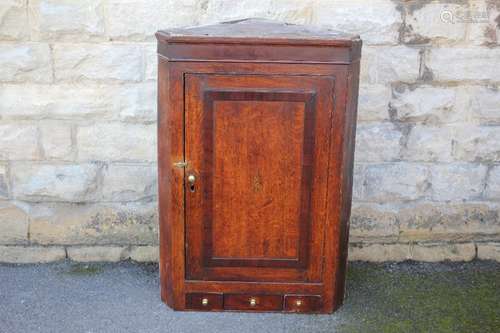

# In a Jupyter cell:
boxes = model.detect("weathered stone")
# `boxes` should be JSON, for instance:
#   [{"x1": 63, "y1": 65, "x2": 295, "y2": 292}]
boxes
[
  {"x1": 129, "y1": 245, "x2": 159, "y2": 262},
  {"x1": 201, "y1": 0, "x2": 275, "y2": 25},
  {"x1": 77, "y1": 123, "x2": 156, "y2": 162},
  {"x1": 361, "y1": 46, "x2": 420, "y2": 84},
  {"x1": 452, "y1": 126, "x2": 500, "y2": 162},
  {"x1": 430, "y1": 164, "x2": 487, "y2": 201},
  {"x1": 0, "y1": 0, "x2": 28, "y2": 40},
  {"x1": 389, "y1": 85, "x2": 458, "y2": 123},
  {"x1": 354, "y1": 123, "x2": 401, "y2": 162},
  {"x1": 363, "y1": 163, "x2": 429, "y2": 202},
  {"x1": 410, "y1": 243, "x2": 476, "y2": 262},
  {"x1": 144, "y1": 43, "x2": 157, "y2": 81},
  {"x1": 0, "y1": 84, "x2": 107, "y2": 119},
  {"x1": 350, "y1": 203, "x2": 399, "y2": 242},
  {"x1": 402, "y1": 3, "x2": 467, "y2": 44},
  {"x1": 54, "y1": 44, "x2": 143, "y2": 82},
  {"x1": 0, "y1": 165, "x2": 8, "y2": 198},
  {"x1": 106, "y1": 0, "x2": 165, "y2": 40},
  {"x1": 101, "y1": 163, "x2": 157, "y2": 201},
  {"x1": 399, "y1": 202, "x2": 500, "y2": 242},
  {"x1": 402, "y1": 126, "x2": 453, "y2": 162},
  {"x1": 39, "y1": 122, "x2": 73, "y2": 160},
  {"x1": 348, "y1": 243, "x2": 410, "y2": 262},
  {"x1": 11, "y1": 163, "x2": 100, "y2": 202},
  {"x1": 357, "y1": 84, "x2": 391, "y2": 122},
  {"x1": 477, "y1": 242, "x2": 500, "y2": 261},
  {"x1": 467, "y1": 1, "x2": 500, "y2": 46},
  {"x1": 0, "y1": 201, "x2": 29, "y2": 244},
  {"x1": 469, "y1": 85, "x2": 500, "y2": 124},
  {"x1": 352, "y1": 164, "x2": 364, "y2": 201},
  {"x1": 427, "y1": 47, "x2": 500, "y2": 82},
  {"x1": 0, "y1": 1, "x2": 499, "y2": 263},
  {"x1": 0, "y1": 245, "x2": 66, "y2": 263},
  {"x1": 29, "y1": 0, "x2": 105, "y2": 41},
  {"x1": 118, "y1": 83, "x2": 156, "y2": 122},
  {"x1": 312, "y1": 0, "x2": 401, "y2": 45},
  {"x1": 0, "y1": 43, "x2": 51, "y2": 83},
  {"x1": 485, "y1": 165, "x2": 500, "y2": 200},
  {"x1": 67, "y1": 246, "x2": 129, "y2": 262},
  {"x1": 0, "y1": 124, "x2": 39, "y2": 160},
  {"x1": 0, "y1": 83, "x2": 155, "y2": 120},
  {"x1": 29, "y1": 201, "x2": 158, "y2": 245}
]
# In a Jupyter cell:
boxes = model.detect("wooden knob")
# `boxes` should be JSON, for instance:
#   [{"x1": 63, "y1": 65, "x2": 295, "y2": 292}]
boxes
[{"x1": 295, "y1": 299, "x2": 302, "y2": 306}]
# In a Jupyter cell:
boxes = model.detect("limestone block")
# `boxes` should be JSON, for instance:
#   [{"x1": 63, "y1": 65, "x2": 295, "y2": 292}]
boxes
[
  {"x1": 67, "y1": 246, "x2": 129, "y2": 262},
  {"x1": 77, "y1": 123, "x2": 156, "y2": 162},
  {"x1": 54, "y1": 43, "x2": 143, "y2": 82},
  {"x1": 430, "y1": 164, "x2": 487, "y2": 201},
  {"x1": 348, "y1": 243, "x2": 410, "y2": 262},
  {"x1": 101, "y1": 163, "x2": 157, "y2": 201},
  {"x1": 11, "y1": 163, "x2": 100, "y2": 202},
  {"x1": 29, "y1": 0, "x2": 105, "y2": 41},
  {"x1": 0, "y1": 0, "x2": 29, "y2": 40},
  {"x1": 355, "y1": 123, "x2": 402, "y2": 162},
  {"x1": 0, "y1": 43, "x2": 51, "y2": 83},
  {"x1": 363, "y1": 163, "x2": 429, "y2": 201},
  {"x1": 477, "y1": 242, "x2": 500, "y2": 261},
  {"x1": 0, "y1": 201, "x2": 29, "y2": 244},
  {"x1": 0, "y1": 245, "x2": 66, "y2": 263},
  {"x1": 0, "y1": 124, "x2": 39, "y2": 160},
  {"x1": 29, "y1": 201, "x2": 158, "y2": 245},
  {"x1": 410, "y1": 243, "x2": 476, "y2": 262}
]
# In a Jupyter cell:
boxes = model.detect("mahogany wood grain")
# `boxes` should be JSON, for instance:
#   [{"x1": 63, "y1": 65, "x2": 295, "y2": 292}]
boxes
[
  {"x1": 223, "y1": 294, "x2": 283, "y2": 312},
  {"x1": 157, "y1": 18, "x2": 361, "y2": 313},
  {"x1": 184, "y1": 74, "x2": 333, "y2": 283},
  {"x1": 284, "y1": 295, "x2": 323, "y2": 313},
  {"x1": 185, "y1": 293, "x2": 223, "y2": 311}
]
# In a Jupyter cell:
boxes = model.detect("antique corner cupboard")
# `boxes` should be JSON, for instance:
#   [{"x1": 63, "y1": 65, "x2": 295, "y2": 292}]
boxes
[{"x1": 156, "y1": 19, "x2": 361, "y2": 314}]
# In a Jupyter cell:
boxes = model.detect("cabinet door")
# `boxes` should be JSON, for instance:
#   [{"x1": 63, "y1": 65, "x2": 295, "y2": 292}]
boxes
[{"x1": 185, "y1": 73, "x2": 335, "y2": 283}]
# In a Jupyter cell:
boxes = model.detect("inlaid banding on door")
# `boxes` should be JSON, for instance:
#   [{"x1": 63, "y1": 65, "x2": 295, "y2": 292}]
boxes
[{"x1": 200, "y1": 89, "x2": 317, "y2": 269}]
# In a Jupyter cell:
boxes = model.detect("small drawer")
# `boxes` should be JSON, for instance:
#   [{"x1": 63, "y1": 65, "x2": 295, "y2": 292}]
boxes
[
  {"x1": 284, "y1": 295, "x2": 322, "y2": 313},
  {"x1": 185, "y1": 293, "x2": 223, "y2": 311},
  {"x1": 224, "y1": 294, "x2": 283, "y2": 311}
]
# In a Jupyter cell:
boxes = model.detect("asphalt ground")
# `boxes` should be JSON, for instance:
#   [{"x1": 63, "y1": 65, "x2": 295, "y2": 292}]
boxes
[{"x1": 0, "y1": 260, "x2": 498, "y2": 333}]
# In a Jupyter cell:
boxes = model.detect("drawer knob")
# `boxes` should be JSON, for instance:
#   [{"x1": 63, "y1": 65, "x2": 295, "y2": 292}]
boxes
[
  {"x1": 295, "y1": 299, "x2": 302, "y2": 306},
  {"x1": 201, "y1": 298, "x2": 209, "y2": 306},
  {"x1": 249, "y1": 297, "x2": 257, "y2": 307}
]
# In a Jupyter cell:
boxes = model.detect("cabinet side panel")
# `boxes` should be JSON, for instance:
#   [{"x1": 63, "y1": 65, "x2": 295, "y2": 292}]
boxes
[
  {"x1": 158, "y1": 58, "x2": 185, "y2": 309},
  {"x1": 333, "y1": 60, "x2": 361, "y2": 310},
  {"x1": 320, "y1": 66, "x2": 349, "y2": 313}
]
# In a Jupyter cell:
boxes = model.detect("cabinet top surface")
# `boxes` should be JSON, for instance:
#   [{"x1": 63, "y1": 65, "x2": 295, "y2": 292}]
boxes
[{"x1": 156, "y1": 18, "x2": 360, "y2": 47}]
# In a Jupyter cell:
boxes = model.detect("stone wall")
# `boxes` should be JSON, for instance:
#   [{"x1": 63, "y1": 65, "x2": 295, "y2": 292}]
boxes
[{"x1": 0, "y1": 0, "x2": 499, "y2": 263}]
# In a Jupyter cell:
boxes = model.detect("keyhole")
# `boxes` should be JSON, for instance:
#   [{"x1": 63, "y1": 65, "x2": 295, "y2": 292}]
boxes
[{"x1": 187, "y1": 174, "x2": 196, "y2": 192}]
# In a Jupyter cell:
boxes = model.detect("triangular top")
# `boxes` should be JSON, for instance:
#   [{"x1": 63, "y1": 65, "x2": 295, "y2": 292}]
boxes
[{"x1": 157, "y1": 18, "x2": 360, "y2": 46}]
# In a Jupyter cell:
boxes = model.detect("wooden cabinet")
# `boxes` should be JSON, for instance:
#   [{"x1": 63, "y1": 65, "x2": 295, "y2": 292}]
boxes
[{"x1": 156, "y1": 18, "x2": 362, "y2": 314}]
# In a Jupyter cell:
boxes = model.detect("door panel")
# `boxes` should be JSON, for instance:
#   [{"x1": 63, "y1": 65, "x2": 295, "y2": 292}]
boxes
[{"x1": 185, "y1": 73, "x2": 335, "y2": 282}]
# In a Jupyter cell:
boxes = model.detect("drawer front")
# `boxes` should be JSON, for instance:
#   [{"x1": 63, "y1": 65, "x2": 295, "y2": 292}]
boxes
[
  {"x1": 185, "y1": 293, "x2": 223, "y2": 311},
  {"x1": 284, "y1": 295, "x2": 323, "y2": 313},
  {"x1": 224, "y1": 294, "x2": 283, "y2": 311}
]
